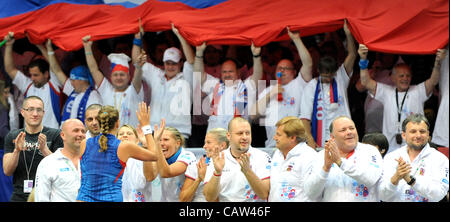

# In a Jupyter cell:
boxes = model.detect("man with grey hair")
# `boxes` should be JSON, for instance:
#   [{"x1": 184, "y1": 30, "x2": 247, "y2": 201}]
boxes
[
  {"x1": 379, "y1": 114, "x2": 449, "y2": 202},
  {"x1": 304, "y1": 116, "x2": 383, "y2": 201}
]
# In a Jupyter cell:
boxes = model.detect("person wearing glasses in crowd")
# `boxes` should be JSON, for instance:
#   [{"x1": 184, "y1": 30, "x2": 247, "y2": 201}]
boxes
[
  {"x1": 3, "y1": 96, "x2": 63, "y2": 201},
  {"x1": 251, "y1": 27, "x2": 313, "y2": 148}
]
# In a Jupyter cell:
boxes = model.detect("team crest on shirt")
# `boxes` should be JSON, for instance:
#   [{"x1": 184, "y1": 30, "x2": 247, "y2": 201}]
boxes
[
  {"x1": 279, "y1": 182, "x2": 296, "y2": 200},
  {"x1": 244, "y1": 184, "x2": 259, "y2": 201},
  {"x1": 352, "y1": 181, "x2": 369, "y2": 200}
]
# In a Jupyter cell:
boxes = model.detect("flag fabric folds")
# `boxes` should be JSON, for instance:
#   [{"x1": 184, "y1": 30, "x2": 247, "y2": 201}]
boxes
[{"x1": 0, "y1": 0, "x2": 448, "y2": 54}]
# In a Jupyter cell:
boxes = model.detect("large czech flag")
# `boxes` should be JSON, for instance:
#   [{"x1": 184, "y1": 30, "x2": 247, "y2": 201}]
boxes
[{"x1": 0, "y1": 0, "x2": 448, "y2": 53}]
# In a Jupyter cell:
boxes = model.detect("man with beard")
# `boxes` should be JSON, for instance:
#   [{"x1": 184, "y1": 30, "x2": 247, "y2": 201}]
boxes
[
  {"x1": 3, "y1": 96, "x2": 63, "y2": 201},
  {"x1": 34, "y1": 119, "x2": 86, "y2": 202},
  {"x1": 3, "y1": 32, "x2": 63, "y2": 129},
  {"x1": 379, "y1": 114, "x2": 449, "y2": 202},
  {"x1": 304, "y1": 116, "x2": 383, "y2": 201},
  {"x1": 203, "y1": 117, "x2": 271, "y2": 202}
]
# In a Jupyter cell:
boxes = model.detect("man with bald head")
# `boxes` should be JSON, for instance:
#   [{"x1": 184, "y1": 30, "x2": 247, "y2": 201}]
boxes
[
  {"x1": 34, "y1": 119, "x2": 86, "y2": 202},
  {"x1": 358, "y1": 44, "x2": 446, "y2": 153},
  {"x1": 194, "y1": 42, "x2": 263, "y2": 132},
  {"x1": 304, "y1": 116, "x2": 383, "y2": 201}
]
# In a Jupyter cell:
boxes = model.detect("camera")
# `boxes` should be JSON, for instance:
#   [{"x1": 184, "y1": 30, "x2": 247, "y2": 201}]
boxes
[{"x1": 395, "y1": 133, "x2": 403, "y2": 145}]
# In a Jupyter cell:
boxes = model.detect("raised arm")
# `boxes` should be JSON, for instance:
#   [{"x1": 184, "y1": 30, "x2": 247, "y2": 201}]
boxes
[
  {"x1": 287, "y1": 27, "x2": 313, "y2": 81},
  {"x1": 358, "y1": 44, "x2": 377, "y2": 96},
  {"x1": 194, "y1": 42, "x2": 208, "y2": 86},
  {"x1": 172, "y1": 24, "x2": 194, "y2": 65},
  {"x1": 343, "y1": 20, "x2": 357, "y2": 75},
  {"x1": 249, "y1": 42, "x2": 263, "y2": 85},
  {"x1": 425, "y1": 49, "x2": 447, "y2": 96},
  {"x1": 40, "y1": 40, "x2": 67, "y2": 85},
  {"x1": 82, "y1": 35, "x2": 104, "y2": 88},
  {"x1": 131, "y1": 51, "x2": 147, "y2": 94},
  {"x1": 3, "y1": 32, "x2": 19, "y2": 80}
]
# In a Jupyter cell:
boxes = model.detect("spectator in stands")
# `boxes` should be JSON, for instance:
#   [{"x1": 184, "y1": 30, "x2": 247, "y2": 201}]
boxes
[
  {"x1": 432, "y1": 46, "x2": 449, "y2": 148},
  {"x1": 36, "y1": 39, "x2": 102, "y2": 125},
  {"x1": 379, "y1": 114, "x2": 449, "y2": 202},
  {"x1": 82, "y1": 35, "x2": 146, "y2": 128},
  {"x1": 132, "y1": 24, "x2": 194, "y2": 140},
  {"x1": 251, "y1": 27, "x2": 313, "y2": 147},
  {"x1": 3, "y1": 32, "x2": 63, "y2": 129},
  {"x1": 194, "y1": 42, "x2": 262, "y2": 132},
  {"x1": 300, "y1": 20, "x2": 357, "y2": 149},
  {"x1": 358, "y1": 44, "x2": 446, "y2": 153}
]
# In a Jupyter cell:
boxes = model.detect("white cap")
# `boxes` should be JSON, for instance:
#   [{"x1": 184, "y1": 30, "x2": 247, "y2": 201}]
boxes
[
  {"x1": 107, "y1": 53, "x2": 131, "y2": 68},
  {"x1": 163, "y1": 47, "x2": 182, "y2": 63}
]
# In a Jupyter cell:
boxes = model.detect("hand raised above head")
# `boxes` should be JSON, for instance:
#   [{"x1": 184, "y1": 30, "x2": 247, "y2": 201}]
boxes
[{"x1": 136, "y1": 102, "x2": 151, "y2": 127}]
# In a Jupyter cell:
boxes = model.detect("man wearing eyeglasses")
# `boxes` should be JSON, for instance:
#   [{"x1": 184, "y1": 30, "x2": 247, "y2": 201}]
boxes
[
  {"x1": 3, "y1": 96, "x2": 63, "y2": 202},
  {"x1": 250, "y1": 27, "x2": 313, "y2": 148}
]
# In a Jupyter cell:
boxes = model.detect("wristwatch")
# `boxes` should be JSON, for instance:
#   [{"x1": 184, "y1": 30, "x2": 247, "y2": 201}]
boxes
[{"x1": 407, "y1": 175, "x2": 416, "y2": 186}]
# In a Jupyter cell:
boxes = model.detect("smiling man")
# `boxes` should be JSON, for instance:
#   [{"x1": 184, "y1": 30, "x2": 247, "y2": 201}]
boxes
[
  {"x1": 34, "y1": 119, "x2": 86, "y2": 202},
  {"x1": 132, "y1": 25, "x2": 195, "y2": 140},
  {"x1": 379, "y1": 114, "x2": 449, "y2": 202},
  {"x1": 358, "y1": 44, "x2": 446, "y2": 153},
  {"x1": 203, "y1": 117, "x2": 271, "y2": 202},
  {"x1": 83, "y1": 35, "x2": 146, "y2": 128},
  {"x1": 304, "y1": 116, "x2": 383, "y2": 202}
]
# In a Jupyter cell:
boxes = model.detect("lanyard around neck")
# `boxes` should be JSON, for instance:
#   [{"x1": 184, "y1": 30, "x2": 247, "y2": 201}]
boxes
[{"x1": 395, "y1": 87, "x2": 409, "y2": 123}]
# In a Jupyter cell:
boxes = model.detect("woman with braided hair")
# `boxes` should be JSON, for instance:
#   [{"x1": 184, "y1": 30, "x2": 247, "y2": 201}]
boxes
[{"x1": 77, "y1": 102, "x2": 157, "y2": 202}]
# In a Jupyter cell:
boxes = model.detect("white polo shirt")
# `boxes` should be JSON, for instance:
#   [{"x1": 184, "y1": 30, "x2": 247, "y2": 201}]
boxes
[
  {"x1": 142, "y1": 62, "x2": 193, "y2": 137},
  {"x1": 304, "y1": 142, "x2": 383, "y2": 202},
  {"x1": 258, "y1": 72, "x2": 308, "y2": 147},
  {"x1": 269, "y1": 142, "x2": 318, "y2": 202},
  {"x1": 159, "y1": 148, "x2": 196, "y2": 202},
  {"x1": 34, "y1": 148, "x2": 81, "y2": 202},
  {"x1": 97, "y1": 78, "x2": 144, "y2": 128},
  {"x1": 204, "y1": 147, "x2": 271, "y2": 202},
  {"x1": 379, "y1": 144, "x2": 449, "y2": 202},
  {"x1": 122, "y1": 158, "x2": 153, "y2": 202},
  {"x1": 184, "y1": 157, "x2": 208, "y2": 202}
]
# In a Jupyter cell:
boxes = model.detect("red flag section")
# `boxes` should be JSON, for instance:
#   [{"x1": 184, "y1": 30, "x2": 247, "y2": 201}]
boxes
[{"x1": 0, "y1": 0, "x2": 448, "y2": 54}]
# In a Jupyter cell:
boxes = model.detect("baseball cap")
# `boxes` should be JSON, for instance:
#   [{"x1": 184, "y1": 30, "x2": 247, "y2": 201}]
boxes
[{"x1": 163, "y1": 47, "x2": 182, "y2": 63}]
